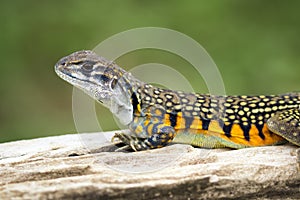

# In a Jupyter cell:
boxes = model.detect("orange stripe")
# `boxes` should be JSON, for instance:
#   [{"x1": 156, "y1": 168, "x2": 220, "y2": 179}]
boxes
[
  {"x1": 190, "y1": 117, "x2": 203, "y2": 130},
  {"x1": 164, "y1": 114, "x2": 171, "y2": 126},
  {"x1": 175, "y1": 112, "x2": 185, "y2": 130},
  {"x1": 163, "y1": 113, "x2": 285, "y2": 147},
  {"x1": 174, "y1": 119, "x2": 285, "y2": 147}
]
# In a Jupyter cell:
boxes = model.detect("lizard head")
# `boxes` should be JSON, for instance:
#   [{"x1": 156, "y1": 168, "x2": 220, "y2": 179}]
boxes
[
  {"x1": 55, "y1": 50, "x2": 134, "y2": 124},
  {"x1": 55, "y1": 50, "x2": 121, "y2": 103}
]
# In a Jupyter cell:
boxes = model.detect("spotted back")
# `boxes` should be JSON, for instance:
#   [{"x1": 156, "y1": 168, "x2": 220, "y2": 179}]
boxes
[{"x1": 131, "y1": 84, "x2": 300, "y2": 147}]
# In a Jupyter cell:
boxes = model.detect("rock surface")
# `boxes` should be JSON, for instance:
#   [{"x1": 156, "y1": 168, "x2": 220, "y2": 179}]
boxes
[{"x1": 0, "y1": 131, "x2": 299, "y2": 200}]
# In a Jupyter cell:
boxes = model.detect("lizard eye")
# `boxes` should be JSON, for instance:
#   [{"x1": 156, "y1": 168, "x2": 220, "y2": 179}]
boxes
[{"x1": 82, "y1": 63, "x2": 94, "y2": 71}]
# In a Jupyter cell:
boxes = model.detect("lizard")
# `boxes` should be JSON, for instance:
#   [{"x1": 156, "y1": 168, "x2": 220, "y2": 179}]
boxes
[{"x1": 55, "y1": 50, "x2": 300, "y2": 151}]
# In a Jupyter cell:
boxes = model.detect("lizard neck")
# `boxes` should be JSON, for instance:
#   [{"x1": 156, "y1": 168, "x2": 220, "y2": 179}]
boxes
[{"x1": 107, "y1": 71, "x2": 142, "y2": 125}]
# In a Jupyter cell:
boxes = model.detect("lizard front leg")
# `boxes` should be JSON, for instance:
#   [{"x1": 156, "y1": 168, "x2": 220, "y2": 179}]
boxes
[{"x1": 112, "y1": 122, "x2": 175, "y2": 151}]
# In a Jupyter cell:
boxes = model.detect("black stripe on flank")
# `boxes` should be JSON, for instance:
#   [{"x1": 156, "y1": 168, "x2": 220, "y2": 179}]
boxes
[
  {"x1": 131, "y1": 92, "x2": 139, "y2": 113},
  {"x1": 241, "y1": 124, "x2": 251, "y2": 141},
  {"x1": 202, "y1": 119, "x2": 210, "y2": 130},
  {"x1": 222, "y1": 123, "x2": 232, "y2": 138},
  {"x1": 169, "y1": 112, "x2": 177, "y2": 127},
  {"x1": 256, "y1": 124, "x2": 265, "y2": 140}
]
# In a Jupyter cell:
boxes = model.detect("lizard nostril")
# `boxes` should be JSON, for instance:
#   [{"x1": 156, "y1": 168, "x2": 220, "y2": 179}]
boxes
[
  {"x1": 55, "y1": 59, "x2": 67, "y2": 72},
  {"x1": 57, "y1": 57, "x2": 68, "y2": 67},
  {"x1": 59, "y1": 60, "x2": 67, "y2": 66}
]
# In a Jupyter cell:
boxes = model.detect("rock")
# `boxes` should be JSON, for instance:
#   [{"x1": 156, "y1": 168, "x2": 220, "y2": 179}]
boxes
[{"x1": 0, "y1": 131, "x2": 299, "y2": 199}]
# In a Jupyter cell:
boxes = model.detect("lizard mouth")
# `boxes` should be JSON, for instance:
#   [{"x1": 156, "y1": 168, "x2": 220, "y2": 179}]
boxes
[
  {"x1": 55, "y1": 66, "x2": 112, "y2": 103},
  {"x1": 55, "y1": 62, "x2": 99, "y2": 88},
  {"x1": 55, "y1": 68, "x2": 91, "y2": 88}
]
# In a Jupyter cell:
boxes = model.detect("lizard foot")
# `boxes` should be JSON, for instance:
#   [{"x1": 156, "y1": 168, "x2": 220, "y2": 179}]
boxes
[{"x1": 111, "y1": 132, "x2": 151, "y2": 151}]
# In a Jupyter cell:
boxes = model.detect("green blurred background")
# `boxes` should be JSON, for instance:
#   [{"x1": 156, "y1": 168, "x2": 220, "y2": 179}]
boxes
[{"x1": 1, "y1": 0, "x2": 299, "y2": 143}]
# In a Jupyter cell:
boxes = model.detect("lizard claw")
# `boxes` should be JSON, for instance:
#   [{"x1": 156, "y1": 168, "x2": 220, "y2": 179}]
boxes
[
  {"x1": 111, "y1": 132, "x2": 149, "y2": 151},
  {"x1": 111, "y1": 132, "x2": 137, "y2": 151}
]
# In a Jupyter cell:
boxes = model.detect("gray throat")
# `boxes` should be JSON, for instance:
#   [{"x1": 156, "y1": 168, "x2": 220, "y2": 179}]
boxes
[{"x1": 106, "y1": 79, "x2": 135, "y2": 126}]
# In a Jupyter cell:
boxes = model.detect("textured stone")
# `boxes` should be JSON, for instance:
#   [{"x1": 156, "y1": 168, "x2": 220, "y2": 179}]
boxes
[{"x1": 0, "y1": 131, "x2": 299, "y2": 199}]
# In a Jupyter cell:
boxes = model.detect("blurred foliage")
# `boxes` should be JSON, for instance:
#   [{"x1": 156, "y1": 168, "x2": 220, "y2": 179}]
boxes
[{"x1": 0, "y1": 0, "x2": 300, "y2": 143}]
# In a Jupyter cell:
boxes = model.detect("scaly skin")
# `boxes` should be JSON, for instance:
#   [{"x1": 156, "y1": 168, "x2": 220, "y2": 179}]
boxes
[{"x1": 55, "y1": 50, "x2": 300, "y2": 151}]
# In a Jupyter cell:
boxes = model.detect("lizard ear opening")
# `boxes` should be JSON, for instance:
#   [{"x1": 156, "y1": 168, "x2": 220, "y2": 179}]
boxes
[{"x1": 110, "y1": 78, "x2": 118, "y2": 89}]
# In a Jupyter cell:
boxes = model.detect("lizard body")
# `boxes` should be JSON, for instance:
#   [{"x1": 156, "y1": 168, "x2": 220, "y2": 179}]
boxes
[{"x1": 55, "y1": 50, "x2": 300, "y2": 151}]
